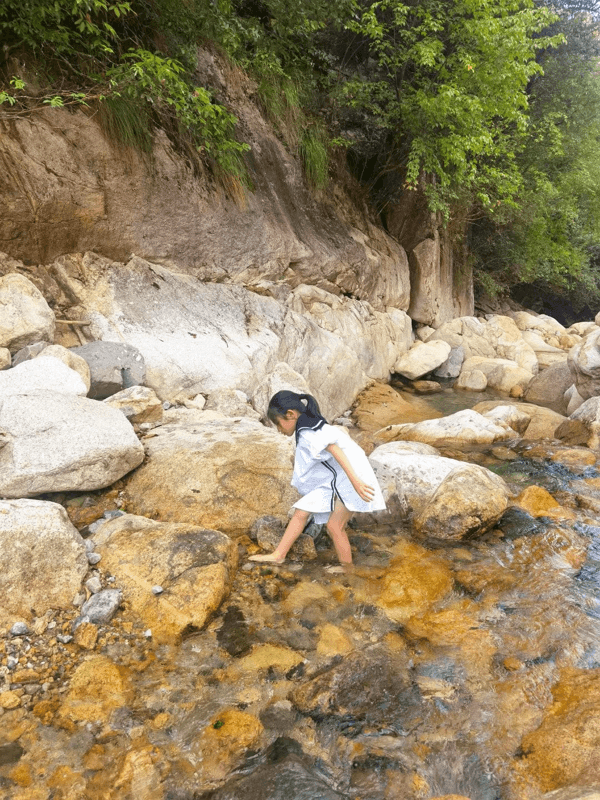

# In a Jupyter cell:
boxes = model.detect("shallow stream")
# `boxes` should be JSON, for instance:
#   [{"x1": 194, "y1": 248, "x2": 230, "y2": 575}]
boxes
[{"x1": 3, "y1": 390, "x2": 600, "y2": 800}]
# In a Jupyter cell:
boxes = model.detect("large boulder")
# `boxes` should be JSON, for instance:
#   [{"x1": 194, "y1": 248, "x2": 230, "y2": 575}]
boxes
[
  {"x1": 558, "y1": 396, "x2": 600, "y2": 449},
  {"x1": 0, "y1": 393, "x2": 145, "y2": 496},
  {"x1": 34, "y1": 344, "x2": 91, "y2": 391},
  {"x1": 393, "y1": 340, "x2": 452, "y2": 380},
  {"x1": 251, "y1": 362, "x2": 310, "y2": 419},
  {"x1": 524, "y1": 361, "x2": 573, "y2": 414},
  {"x1": 369, "y1": 445, "x2": 509, "y2": 538},
  {"x1": 352, "y1": 382, "x2": 441, "y2": 432},
  {"x1": 373, "y1": 409, "x2": 518, "y2": 447},
  {"x1": 0, "y1": 355, "x2": 88, "y2": 397},
  {"x1": 122, "y1": 416, "x2": 298, "y2": 535},
  {"x1": 70, "y1": 340, "x2": 146, "y2": 399},
  {"x1": 459, "y1": 356, "x2": 534, "y2": 394},
  {"x1": 70, "y1": 255, "x2": 410, "y2": 419},
  {"x1": 483, "y1": 315, "x2": 538, "y2": 374},
  {"x1": 473, "y1": 401, "x2": 567, "y2": 440},
  {"x1": 93, "y1": 514, "x2": 238, "y2": 643},
  {"x1": 428, "y1": 316, "x2": 495, "y2": 359},
  {"x1": 512, "y1": 310, "x2": 565, "y2": 341},
  {"x1": 568, "y1": 329, "x2": 600, "y2": 400},
  {"x1": 0, "y1": 499, "x2": 88, "y2": 625},
  {"x1": 0, "y1": 273, "x2": 55, "y2": 353},
  {"x1": 414, "y1": 465, "x2": 509, "y2": 540}
]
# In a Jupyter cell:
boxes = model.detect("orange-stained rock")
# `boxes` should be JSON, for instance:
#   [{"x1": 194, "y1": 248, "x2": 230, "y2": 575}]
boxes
[
  {"x1": 191, "y1": 708, "x2": 264, "y2": 787},
  {"x1": 112, "y1": 744, "x2": 166, "y2": 800},
  {"x1": 316, "y1": 624, "x2": 353, "y2": 657},
  {"x1": 57, "y1": 656, "x2": 133, "y2": 725},
  {"x1": 8, "y1": 762, "x2": 32, "y2": 787},
  {"x1": 94, "y1": 514, "x2": 238, "y2": 644},
  {"x1": 359, "y1": 540, "x2": 453, "y2": 624},
  {"x1": 404, "y1": 599, "x2": 496, "y2": 675},
  {"x1": 231, "y1": 644, "x2": 304, "y2": 674},
  {"x1": 122, "y1": 417, "x2": 298, "y2": 535},
  {"x1": 511, "y1": 667, "x2": 600, "y2": 794},
  {"x1": 352, "y1": 382, "x2": 441, "y2": 432},
  {"x1": 514, "y1": 485, "x2": 575, "y2": 520},
  {"x1": 551, "y1": 448, "x2": 597, "y2": 467}
]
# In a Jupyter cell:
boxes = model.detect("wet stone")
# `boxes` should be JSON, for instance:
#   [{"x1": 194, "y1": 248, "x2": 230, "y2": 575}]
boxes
[
  {"x1": 76, "y1": 589, "x2": 122, "y2": 626},
  {"x1": 496, "y1": 507, "x2": 547, "y2": 541},
  {"x1": 217, "y1": 606, "x2": 253, "y2": 658},
  {"x1": 0, "y1": 743, "x2": 24, "y2": 766}
]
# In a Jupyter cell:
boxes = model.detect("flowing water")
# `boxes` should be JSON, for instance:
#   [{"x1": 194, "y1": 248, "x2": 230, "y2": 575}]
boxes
[{"x1": 3, "y1": 392, "x2": 600, "y2": 800}]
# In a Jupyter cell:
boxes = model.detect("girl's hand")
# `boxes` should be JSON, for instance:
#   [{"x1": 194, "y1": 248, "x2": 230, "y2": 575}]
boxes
[{"x1": 353, "y1": 479, "x2": 375, "y2": 502}]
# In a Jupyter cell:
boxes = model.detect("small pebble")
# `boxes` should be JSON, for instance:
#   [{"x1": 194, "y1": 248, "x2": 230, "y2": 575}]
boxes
[
  {"x1": 10, "y1": 623, "x2": 29, "y2": 637},
  {"x1": 162, "y1": 401, "x2": 171, "y2": 410},
  {"x1": 73, "y1": 592, "x2": 86, "y2": 607},
  {"x1": 84, "y1": 539, "x2": 96, "y2": 552},
  {"x1": 57, "y1": 635, "x2": 73, "y2": 644},
  {"x1": 7, "y1": 656, "x2": 18, "y2": 669},
  {"x1": 85, "y1": 577, "x2": 102, "y2": 594},
  {"x1": 87, "y1": 552, "x2": 102, "y2": 565},
  {"x1": 151, "y1": 586, "x2": 163, "y2": 595},
  {"x1": 144, "y1": 629, "x2": 152, "y2": 638}
]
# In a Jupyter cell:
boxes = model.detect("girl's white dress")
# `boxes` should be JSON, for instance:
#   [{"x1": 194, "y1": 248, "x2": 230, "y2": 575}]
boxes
[{"x1": 291, "y1": 423, "x2": 386, "y2": 524}]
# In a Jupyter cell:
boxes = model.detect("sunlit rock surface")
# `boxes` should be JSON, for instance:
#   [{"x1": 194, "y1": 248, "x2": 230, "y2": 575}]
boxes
[{"x1": 123, "y1": 416, "x2": 298, "y2": 534}]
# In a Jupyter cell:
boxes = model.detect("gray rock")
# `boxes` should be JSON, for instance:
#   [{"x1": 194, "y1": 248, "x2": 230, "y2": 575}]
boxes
[
  {"x1": 249, "y1": 515, "x2": 317, "y2": 561},
  {"x1": 10, "y1": 622, "x2": 29, "y2": 636},
  {"x1": 7, "y1": 656, "x2": 18, "y2": 669},
  {"x1": 57, "y1": 634, "x2": 73, "y2": 644},
  {"x1": 70, "y1": 341, "x2": 146, "y2": 399},
  {"x1": 0, "y1": 394, "x2": 144, "y2": 497},
  {"x1": 11, "y1": 341, "x2": 51, "y2": 367},
  {"x1": 151, "y1": 585, "x2": 163, "y2": 595},
  {"x1": 434, "y1": 345, "x2": 465, "y2": 379},
  {"x1": 77, "y1": 589, "x2": 122, "y2": 626},
  {"x1": 87, "y1": 552, "x2": 101, "y2": 565}
]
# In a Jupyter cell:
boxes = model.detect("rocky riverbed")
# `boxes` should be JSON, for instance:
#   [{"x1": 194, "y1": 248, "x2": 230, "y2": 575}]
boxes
[{"x1": 4, "y1": 258, "x2": 600, "y2": 799}]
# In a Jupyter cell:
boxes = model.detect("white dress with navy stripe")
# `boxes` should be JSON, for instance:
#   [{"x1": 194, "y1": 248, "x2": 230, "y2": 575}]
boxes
[{"x1": 291, "y1": 423, "x2": 386, "y2": 524}]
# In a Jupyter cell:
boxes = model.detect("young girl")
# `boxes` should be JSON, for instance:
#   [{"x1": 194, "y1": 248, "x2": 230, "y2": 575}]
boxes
[{"x1": 249, "y1": 391, "x2": 386, "y2": 570}]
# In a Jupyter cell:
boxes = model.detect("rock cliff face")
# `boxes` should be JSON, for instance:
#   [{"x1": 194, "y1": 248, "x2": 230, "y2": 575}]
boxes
[{"x1": 0, "y1": 50, "x2": 471, "y2": 322}]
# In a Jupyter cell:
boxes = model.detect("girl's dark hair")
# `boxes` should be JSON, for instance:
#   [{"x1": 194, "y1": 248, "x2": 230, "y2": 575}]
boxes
[{"x1": 267, "y1": 391, "x2": 322, "y2": 423}]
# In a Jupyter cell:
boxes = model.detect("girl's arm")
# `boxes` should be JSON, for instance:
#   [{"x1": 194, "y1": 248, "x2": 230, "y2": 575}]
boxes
[{"x1": 326, "y1": 443, "x2": 375, "y2": 502}]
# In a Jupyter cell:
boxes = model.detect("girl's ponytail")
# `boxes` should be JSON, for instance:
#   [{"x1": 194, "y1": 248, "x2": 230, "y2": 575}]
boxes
[
  {"x1": 267, "y1": 390, "x2": 323, "y2": 422},
  {"x1": 299, "y1": 393, "x2": 321, "y2": 418}
]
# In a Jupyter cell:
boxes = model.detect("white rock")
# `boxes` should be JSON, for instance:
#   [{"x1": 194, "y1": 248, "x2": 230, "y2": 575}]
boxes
[
  {"x1": 76, "y1": 255, "x2": 410, "y2": 419},
  {"x1": 373, "y1": 409, "x2": 517, "y2": 448},
  {"x1": 0, "y1": 499, "x2": 88, "y2": 625},
  {"x1": 205, "y1": 388, "x2": 261, "y2": 420},
  {"x1": 393, "y1": 340, "x2": 452, "y2": 380},
  {"x1": 0, "y1": 356, "x2": 88, "y2": 397},
  {"x1": 568, "y1": 321, "x2": 598, "y2": 337},
  {"x1": 481, "y1": 404, "x2": 531, "y2": 435},
  {"x1": 459, "y1": 356, "x2": 533, "y2": 394},
  {"x1": 564, "y1": 384, "x2": 585, "y2": 416},
  {"x1": 370, "y1": 441, "x2": 440, "y2": 457},
  {"x1": 513, "y1": 310, "x2": 565, "y2": 338},
  {"x1": 0, "y1": 393, "x2": 145, "y2": 497},
  {"x1": 483, "y1": 315, "x2": 538, "y2": 374},
  {"x1": 369, "y1": 448, "x2": 509, "y2": 539},
  {"x1": 416, "y1": 326, "x2": 435, "y2": 342},
  {"x1": 103, "y1": 385, "x2": 163, "y2": 424},
  {"x1": 37, "y1": 345, "x2": 91, "y2": 391},
  {"x1": 455, "y1": 369, "x2": 487, "y2": 391},
  {"x1": 0, "y1": 273, "x2": 55, "y2": 353},
  {"x1": 568, "y1": 329, "x2": 600, "y2": 399},
  {"x1": 521, "y1": 329, "x2": 564, "y2": 354}
]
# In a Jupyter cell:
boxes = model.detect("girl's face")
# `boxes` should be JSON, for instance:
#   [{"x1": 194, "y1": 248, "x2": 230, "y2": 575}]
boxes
[{"x1": 274, "y1": 409, "x2": 300, "y2": 436}]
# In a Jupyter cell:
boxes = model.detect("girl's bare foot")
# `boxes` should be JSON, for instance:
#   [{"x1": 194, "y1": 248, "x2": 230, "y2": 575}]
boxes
[{"x1": 248, "y1": 552, "x2": 285, "y2": 564}]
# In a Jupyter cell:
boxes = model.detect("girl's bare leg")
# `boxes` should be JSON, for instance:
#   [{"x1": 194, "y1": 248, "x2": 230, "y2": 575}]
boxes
[
  {"x1": 326, "y1": 499, "x2": 353, "y2": 567},
  {"x1": 248, "y1": 509, "x2": 311, "y2": 563}
]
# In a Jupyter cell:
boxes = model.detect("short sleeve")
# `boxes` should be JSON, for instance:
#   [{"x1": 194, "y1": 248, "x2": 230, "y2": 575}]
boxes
[{"x1": 298, "y1": 424, "x2": 348, "y2": 460}]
